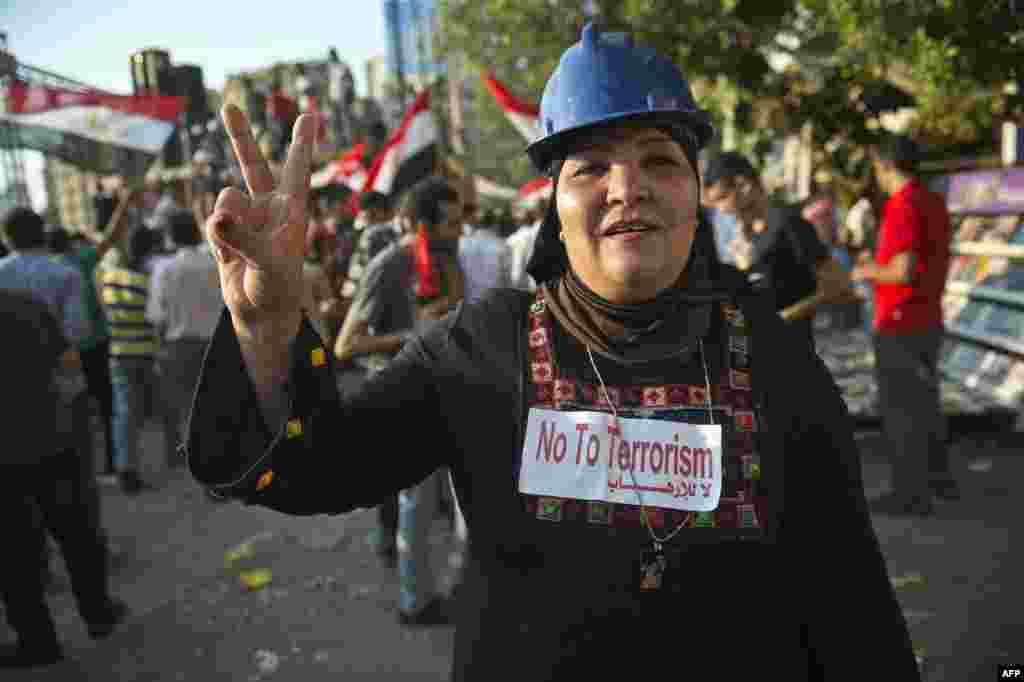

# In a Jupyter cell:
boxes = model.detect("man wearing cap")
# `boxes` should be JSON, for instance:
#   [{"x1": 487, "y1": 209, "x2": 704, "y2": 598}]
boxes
[
  {"x1": 702, "y1": 151, "x2": 854, "y2": 342},
  {"x1": 187, "y1": 23, "x2": 920, "y2": 679},
  {"x1": 852, "y1": 134, "x2": 957, "y2": 516}
]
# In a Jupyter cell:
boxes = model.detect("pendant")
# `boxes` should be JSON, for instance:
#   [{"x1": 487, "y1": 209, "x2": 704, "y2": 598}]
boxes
[{"x1": 638, "y1": 542, "x2": 667, "y2": 591}]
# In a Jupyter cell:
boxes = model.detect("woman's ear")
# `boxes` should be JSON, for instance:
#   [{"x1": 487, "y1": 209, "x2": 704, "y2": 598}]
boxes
[{"x1": 735, "y1": 177, "x2": 751, "y2": 199}]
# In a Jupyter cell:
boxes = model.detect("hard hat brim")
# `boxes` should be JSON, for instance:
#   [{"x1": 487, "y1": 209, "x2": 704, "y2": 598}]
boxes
[{"x1": 526, "y1": 109, "x2": 715, "y2": 174}]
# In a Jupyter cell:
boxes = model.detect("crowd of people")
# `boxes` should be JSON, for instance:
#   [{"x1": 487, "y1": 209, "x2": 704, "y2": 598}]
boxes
[
  {"x1": 0, "y1": 185, "x2": 220, "y2": 666},
  {"x1": 1, "y1": 22, "x2": 960, "y2": 679},
  {"x1": 0, "y1": 143, "x2": 551, "y2": 665}
]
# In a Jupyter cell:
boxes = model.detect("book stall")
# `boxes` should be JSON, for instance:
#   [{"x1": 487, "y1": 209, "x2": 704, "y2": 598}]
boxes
[{"x1": 816, "y1": 167, "x2": 1024, "y2": 432}]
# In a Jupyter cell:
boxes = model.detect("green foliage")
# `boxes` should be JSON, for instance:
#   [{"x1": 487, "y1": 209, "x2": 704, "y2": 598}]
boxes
[
  {"x1": 460, "y1": 70, "x2": 538, "y2": 189},
  {"x1": 438, "y1": 0, "x2": 799, "y2": 186},
  {"x1": 438, "y1": 0, "x2": 575, "y2": 189},
  {"x1": 799, "y1": 0, "x2": 1020, "y2": 136},
  {"x1": 438, "y1": 0, "x2": 1021, "y2": 190}
]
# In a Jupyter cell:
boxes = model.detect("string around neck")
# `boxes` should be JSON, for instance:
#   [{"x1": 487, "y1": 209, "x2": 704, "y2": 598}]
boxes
[{"x1": 584, "y1": 338, "x2": 716, "y2": 547}]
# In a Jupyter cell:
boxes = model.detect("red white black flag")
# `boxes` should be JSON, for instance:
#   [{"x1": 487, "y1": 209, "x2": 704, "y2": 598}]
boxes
[
  {"x1": 480, "y1": 70, "x2": 542, "y2": 143},
  {"x1": 359, "y1": 88, "x2": 438, "y2": 198},
  {"x1": 311, "y1": 142, "x2": 369, "y2": 191},
  {"x1": 480, "y1": 71, "x2": 550, "y2": 207},
  {"x1": 518, "y1": 176, "x2": 554, "y2": 207},
  {"x1": 1, "y1": 80, "x2": 185, "y2": 177}
]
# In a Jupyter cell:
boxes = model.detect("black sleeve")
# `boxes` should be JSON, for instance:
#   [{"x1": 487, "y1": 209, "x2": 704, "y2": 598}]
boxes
[
  {"x1": 786, "y1": 210, "x2": 831, "y2": 270},
  {"x1": 184, "y1": 308, "x2": 454, "y2": 515},
  {"x1": 783, "y1": 342, "x2": 920, "y2": 678}
]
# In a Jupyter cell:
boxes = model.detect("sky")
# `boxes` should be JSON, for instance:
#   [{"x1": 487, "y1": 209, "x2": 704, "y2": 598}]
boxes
[
  {"x1": 2, "y1": 1, "x2": 390, "y2": 210},
  {"x1": 1, "y1": 2, "x2": 388, "y2": 95}
]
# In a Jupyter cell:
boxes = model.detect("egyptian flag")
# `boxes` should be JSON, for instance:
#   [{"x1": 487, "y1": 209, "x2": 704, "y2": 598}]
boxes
[
  {"x1": 518, "y1": 176, "x2": 553, "y2": 207},
  {"x1": 359, "y1": 88, "x2": 439, "y2": 198},
  {"x1": 311, "y1": 142, "x2": 369, "y2": 191},
  {"x1": 480, "y1": 70, "x2": 541, "y2": 143},
  {"x1": 1, "y1": 80, "x2": 185, "y2": 178}
]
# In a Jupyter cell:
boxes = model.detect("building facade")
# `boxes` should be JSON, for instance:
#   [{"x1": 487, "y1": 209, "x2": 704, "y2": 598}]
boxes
[{"x1": 382, "y1": 0, "x2": 444, "y2": 87}]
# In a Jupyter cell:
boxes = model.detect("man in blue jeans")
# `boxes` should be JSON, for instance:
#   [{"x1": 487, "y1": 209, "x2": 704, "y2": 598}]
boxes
[
  {"x1": 98, "y1": 228, "x2": 161, "y2": 494},
  {"x1": 334, "y1": 177, "x2": 464, "y2": 626}
]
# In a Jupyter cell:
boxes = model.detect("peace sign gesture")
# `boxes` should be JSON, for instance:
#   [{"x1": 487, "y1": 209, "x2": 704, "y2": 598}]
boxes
[{"x1": 206, "y1": 105, "x2": 317, "y2": 345}]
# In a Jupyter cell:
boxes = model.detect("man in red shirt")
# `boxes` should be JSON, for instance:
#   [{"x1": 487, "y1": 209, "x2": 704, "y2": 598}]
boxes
[{"x1": 852, "y1": 134, "x2": 957, "y2": 516}]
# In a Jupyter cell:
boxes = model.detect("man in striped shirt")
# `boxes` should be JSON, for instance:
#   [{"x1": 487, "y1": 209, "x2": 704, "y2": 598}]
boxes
[{"x1": 98, "y1": 228, "x2": 159, "y2": 494}]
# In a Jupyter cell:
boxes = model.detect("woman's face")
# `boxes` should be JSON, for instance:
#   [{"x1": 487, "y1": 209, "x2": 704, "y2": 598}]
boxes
[{"x1": 557, "y1": 124, "x2": 699, "y2": 303}]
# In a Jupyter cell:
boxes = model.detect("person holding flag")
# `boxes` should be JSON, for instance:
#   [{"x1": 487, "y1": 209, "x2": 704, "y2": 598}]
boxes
[
  {"x1": 333, "y1": 177, "x2": 465, "y2": 623},
  {"x1": 189, "y1": 22, "x2": 919, "y2": 679}
]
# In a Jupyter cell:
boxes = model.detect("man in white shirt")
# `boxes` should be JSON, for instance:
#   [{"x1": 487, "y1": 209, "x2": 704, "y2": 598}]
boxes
[
  {"x1": 145, "y1": 210, "x2": 222, "y2": 467},
  {"x1": 702, "y1": 206, "x2": 740, "y2": 266},
  {"x1": 506, "y1": 201, "x2": 547, "y2": 292},
  {"x1": 458, "y1": 210, "x2": 512, "y2": 304}
]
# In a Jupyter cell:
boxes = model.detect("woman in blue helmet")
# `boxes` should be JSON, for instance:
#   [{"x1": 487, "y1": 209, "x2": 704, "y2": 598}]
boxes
[{"x1": 187, "y1": 23, "x2": 919, "y2": 680}]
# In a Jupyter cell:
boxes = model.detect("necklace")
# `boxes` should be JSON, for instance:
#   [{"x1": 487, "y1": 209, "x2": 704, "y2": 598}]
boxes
[{"x1": 586, "y1": 339, "x2": 716, "y2": 590}]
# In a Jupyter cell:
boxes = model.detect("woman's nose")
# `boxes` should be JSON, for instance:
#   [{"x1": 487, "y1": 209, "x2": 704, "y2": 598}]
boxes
[{"x1": 606, "y1": 161, "x2": 652, "y2": 206}]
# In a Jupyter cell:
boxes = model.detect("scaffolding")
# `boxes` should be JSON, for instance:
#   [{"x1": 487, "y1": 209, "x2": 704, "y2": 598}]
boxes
[{"x1": 0, "y1": 37, "x2": 114, "y2": 224}]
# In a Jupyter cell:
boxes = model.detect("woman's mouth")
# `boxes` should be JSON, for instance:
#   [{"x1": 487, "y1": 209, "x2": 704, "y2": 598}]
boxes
[
  {"x1": 610, "y1": 229, "x2": 654, "y2": 242},
  {"x1": 602, "y1": 221, "x2": 658, "y2": 241}
]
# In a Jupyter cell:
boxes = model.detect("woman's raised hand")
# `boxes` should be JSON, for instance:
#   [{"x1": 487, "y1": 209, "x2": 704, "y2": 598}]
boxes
[{"x1": 205, "y1": 105, "x2": 317, "y2": 342}]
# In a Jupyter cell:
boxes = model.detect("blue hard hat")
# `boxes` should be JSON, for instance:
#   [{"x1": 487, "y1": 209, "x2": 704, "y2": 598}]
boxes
[{"x1": 527, "y1": 22, "x2": 715, "y2": 173}]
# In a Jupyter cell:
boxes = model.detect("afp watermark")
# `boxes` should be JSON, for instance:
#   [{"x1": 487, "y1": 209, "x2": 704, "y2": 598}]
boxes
[{"x1": 999, "y1": 665, "x2": 1023, "y2": 679}]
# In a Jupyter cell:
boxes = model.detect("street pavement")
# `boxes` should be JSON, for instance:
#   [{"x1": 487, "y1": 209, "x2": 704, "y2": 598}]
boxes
[{"x1": 2, "y1": 420, "x2": 1021, "y2": 681}]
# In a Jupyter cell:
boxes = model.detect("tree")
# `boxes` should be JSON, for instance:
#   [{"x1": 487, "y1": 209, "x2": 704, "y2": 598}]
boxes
[
  {"x1": 797, "y1": 0, "x2": 1022, "y2": 151},
  {"x1": 439, "y1": 0, "x2": 800, "y2": 186},
  {"x1": 439, "y1": 0, "x2": 1023, "y2": 196},
  {"x1": 438, "y1": 0, "x2": 585, "y2": 190}
]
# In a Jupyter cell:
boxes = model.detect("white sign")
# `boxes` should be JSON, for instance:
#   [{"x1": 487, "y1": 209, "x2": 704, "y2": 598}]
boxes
[{"x1": 518, "y1": 408, "x2": 723, "y2": 512}]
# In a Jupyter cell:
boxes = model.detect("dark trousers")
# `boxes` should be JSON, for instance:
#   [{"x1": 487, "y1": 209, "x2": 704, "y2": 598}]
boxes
[
  {"x1": 873, "y1": 328, "x2": 953, "y2": 501},
  {"x1": 71, "y1": 390, "x2": 104, "y2": 535},
  {"x1": 80, "y1": 342, "x2": 115, "y2": 474},
  {"x1": 338, "y1": 367, "x2": 398, "y2": 545},
  {"x1": 159, "y1": 339, "x2": 209, "y2": 467},
  {"x1": 379, "y1": 495, "x2": 399, "y2": 544},
  {"x1": 1, "y1": 451, "x2": 114, "y2": 650},
  {"x1": 40, "y1": 390, "x2": 105, "y2": 590}
]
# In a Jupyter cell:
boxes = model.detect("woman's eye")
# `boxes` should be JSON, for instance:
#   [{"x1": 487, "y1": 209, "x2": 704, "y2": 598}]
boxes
[
  {"x1": 648, "y1": 155, "x2": 679, "y2": 167},
  {"x1": 573, "y1": 163, "x2": 607, "y2": 177}
]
